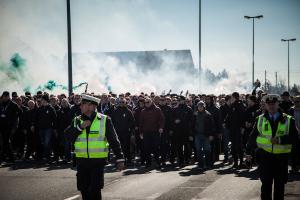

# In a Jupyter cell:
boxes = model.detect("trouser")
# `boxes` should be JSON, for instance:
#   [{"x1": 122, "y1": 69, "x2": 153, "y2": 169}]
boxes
[
  {"x1": 134, "y1": 129, "x2": 145, "y2": 163},
  {"x1": 170, "y1": 135, "x2": 184, "y2": 165},
  {"x1": 53, "y1": 131, "x2": 67, "y2": 160},
  {"x1": 0, "y1": 127, "x2": 14, "y2": 161},
  {"x1": 12, "y1": 128, "x2": 25, "y2": 157},
  {"x1": 160, "y1": 131, "x2": 170, "y2": 164},
  {"x1": 259, "y1": 150, "x2": 288, "y2": 200},
  {"x1": 25, "y1": 129, "x2": 38, "y2": 159},
  {"x1": 118, "y1": 132, "x2": 131, "y2": 163},
  {"x1": 39, "y1": 128, "x2": 53, "y2": 159},
  {"x1": 194, "y1": 134, "x2": 211, "y2": 167},
  {"x1": 143, "y1": 132, "x2": 160, "y2": 166},
  {"x1": 77, "y1": 158, "x2": 105, "y2": 200},
  {"x1": 291, "y1": 139, "x2": 300, "y2": 170},
  {"x1": 64, "y1": 135, "x2": 72, "y2": 161},
  {"x1": 230, "y1": 130, "x2": 243, "y2": 165},
  {"x1": 211, "y1": 137, "x2": 221, "y2": 163},
  {"x1": 222, "y1": 127, "x2": 230, "y2": 159},
  {"x1": 184, "y1": 138, "x2": 193, "y2": 163}
]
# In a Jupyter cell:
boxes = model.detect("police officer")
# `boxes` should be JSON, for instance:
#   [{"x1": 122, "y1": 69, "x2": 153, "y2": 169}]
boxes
[
  {"x1": 246, "y1": 94, "x2": 298, "y2": 200},
  {"x1": 65, "y1": 94, "x2": 124, "y2": 200}
]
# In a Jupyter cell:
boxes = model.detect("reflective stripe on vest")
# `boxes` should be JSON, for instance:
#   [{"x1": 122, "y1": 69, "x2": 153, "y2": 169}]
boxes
[
  {"x1": 256, "y1": 114, "x2": 292, "y2": 154},
  {"x1": 74, "y1": 113, "x2": 109, "y2": 158}
]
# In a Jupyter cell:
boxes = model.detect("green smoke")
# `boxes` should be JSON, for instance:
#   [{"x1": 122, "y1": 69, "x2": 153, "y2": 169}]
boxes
[
  {"x1": 10, "y1": 53, "x2": 26, "y2": 70},
  {"x1": 0, "y1": 53, "x2": 30, "y2": 90},
  {"x1": 72, "y1": 82, "x2": 88, "y2": 90},
  {"x1": 1, "y1": 53, "x2": 88, "y2": 94},
  {"x1": 36, "y1": 80, "x2": 87, "y2": 92}
]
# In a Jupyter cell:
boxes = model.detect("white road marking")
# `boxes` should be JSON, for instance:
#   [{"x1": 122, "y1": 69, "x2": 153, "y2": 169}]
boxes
[{"x1": 64, "y1": 194, "x2": 80, "y2": 200}]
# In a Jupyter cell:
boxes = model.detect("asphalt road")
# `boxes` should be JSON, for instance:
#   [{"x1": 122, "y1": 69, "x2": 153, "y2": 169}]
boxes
[{"x1": 0, "y1": 160, "x2": 299, "y2": 200}]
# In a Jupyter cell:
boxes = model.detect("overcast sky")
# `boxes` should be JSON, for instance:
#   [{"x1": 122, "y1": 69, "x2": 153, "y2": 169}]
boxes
[{"x1": 0, "y1": 0, "x2": 299, "y2": 87}]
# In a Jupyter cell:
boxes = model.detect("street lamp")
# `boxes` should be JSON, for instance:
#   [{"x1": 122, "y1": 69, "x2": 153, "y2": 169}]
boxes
[
  {"x1": 281, "y1": 38, "x2": 296, "y2": 92},
  {"x1": 244, "y1": 15, "x2": 263, "y2": 86},
  {"x1": 67, "y1": 0, "x2": 73, "y2": 96}
]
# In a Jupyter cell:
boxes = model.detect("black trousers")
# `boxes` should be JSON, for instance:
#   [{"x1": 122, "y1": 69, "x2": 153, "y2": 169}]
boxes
[
  {"x1": 25, "y1": 129, "x2": 38, "y2": 159},
  {"x1": 170, "y1": 135, "x2": 185, "y2": 165},
  {"x1": 0, "y1": 127, "x2": 14, "y2": 161},
  {"x1": 77, "y1": 158, "x2": 105, "y2": 200},
  {"x1": 118, "y1": 132, "x2": 131, "y2": 163},
  {"x1": 160, "y1": 132, "x2": 170, "y2": 163},
  {"x1": 230, "y1": 131, "x2": 243, "y2": 165},
  {"x1": 259, "y1": 150, "x2": 288, "y2": 200},
  {"x1": 143, "y1": 132, "x2": 160, "y2": 166}
]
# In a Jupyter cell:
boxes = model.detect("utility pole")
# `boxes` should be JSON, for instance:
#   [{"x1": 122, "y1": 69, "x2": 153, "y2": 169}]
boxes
[
  {"x1": 67, "y1": 0, "x2": 73, "y2": 96},
  {"x1": 281, "y1": 38, "x2": 296, "y2": 92},
  {"x1": 264, "y1": 70, "x2": 267, "y2": 91},
  {"x1": 275, "y1": 72, "x2": 278, "y2": 90},
  {"x1": 244, "y1": 15, "x2": 263, "y2": 86},
  {"x1": 199, "y1": 0, "x2": 201, "y2": 93}
]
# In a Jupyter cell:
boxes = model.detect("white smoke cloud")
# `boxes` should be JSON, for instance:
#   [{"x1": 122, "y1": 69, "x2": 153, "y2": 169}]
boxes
[{"x1": 0, "y1": 0, "x2": 253, "y2": 95}]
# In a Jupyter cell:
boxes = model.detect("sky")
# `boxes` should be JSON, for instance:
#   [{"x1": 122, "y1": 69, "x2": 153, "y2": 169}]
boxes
[{"x1": 0, "y1": 0, "x2": 299, "y2": 93}]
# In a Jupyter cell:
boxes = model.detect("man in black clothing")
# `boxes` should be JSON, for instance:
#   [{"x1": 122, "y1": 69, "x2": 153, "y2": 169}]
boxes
[
  {"x1": 50, "y1": 96, "x2": 62, "y2": 162},
  {"x1": 35, "y1": 94, "x2": 57, "y2": 161},
  {"x1": 98, "y1": 93, "x2": 114, "y2": 117},
  {"x1": 70, "y1": 94, "x2": 82, "y2": 119},
  {"x1": 225, "y1": 92, "x2": 246, "y2": 168},
  {"x1": 57, "y1": 98, "x2": 73, "y2": 162},
  {"x1": 205, "y1": 95, "x2": 222, "y2": 164},
  {"x1": 13, "y1": 96, "x2": 29, "y2": 159},
  {"x1": 0, "y1": 91, "x2": 21, "y2": 163},
  {"x1": 158, "y1": 95, "x2": 173, "y2": 166},
  {"x1": 279, "y1": 91, "x2": 294, "y2": 114},
  {"x1": 244, "y1": 95, "x2": 259, "y2": 155},
  {"x1": 24, "y1": 100, "x2": 39, "y2": 160},
  {"x1": 111, "y1": 97, "x2": 135, "y2": 165},
  {"x1": 219, "y1": 96, "x2": 231, "y2": 162},
  {"x1": 170, "y1": 96, "x2": 193, "y2": 166}
]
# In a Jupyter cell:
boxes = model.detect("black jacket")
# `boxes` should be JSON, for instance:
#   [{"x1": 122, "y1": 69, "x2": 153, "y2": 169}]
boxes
[
  {"x1": 35, "y1": 104, "x2": 57, "y2": 129},
  {"x1": 159, "y1": 104, "x2": 173, "y2": 132},
  {"x1": 279, "y1": 100, "x2": 294, "y2": 115},
  {"x1": 0, "y1": 99, "x2": 21, "y2": 129},
  {"x1": 25, "y1": 108, "x2": 37, "y2": 130},
  {"x1": 18, "y1": 105, "x2": 29, "y2": 130},
  {"x1": 244, "y1": 104, "x2": 259, "y2": 131},
  {"x1": 111, "y1": 106, "x2": 135, "y2": 134},
  {"x1": 64, "y1": 112, "x2": 124, "y2": 162},
  {"x1": 220, "y1": 104, "x2": 230, "y2": 124},
  {"x1": 225, "y1": 100, "x2": 246, "y2": 132},
  {"x1": 206, "y1": 104, "x2": 222, "y2": 134},
  {"x1": 57, "y1": 106, "x2": 73, "y2": 133},
  {"x1": 192, "y1": 110, "x2": 215, "y2": 137},
  {"x1": 171, "y1": 104, "x2": 193, "y2": 136},
  {"x1": 70, "y1": 104, "x2": 81, "y2": 119}
]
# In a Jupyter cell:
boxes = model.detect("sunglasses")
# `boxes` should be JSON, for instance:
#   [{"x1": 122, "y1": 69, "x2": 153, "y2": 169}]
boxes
[{"x1": 145, "y1": 101, "x2": 151, "y2": 104}]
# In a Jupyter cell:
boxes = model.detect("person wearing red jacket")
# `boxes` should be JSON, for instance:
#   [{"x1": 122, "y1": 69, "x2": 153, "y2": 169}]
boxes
[{"x1": 139, "y1": 97, "x2": 165, "y2": 168}]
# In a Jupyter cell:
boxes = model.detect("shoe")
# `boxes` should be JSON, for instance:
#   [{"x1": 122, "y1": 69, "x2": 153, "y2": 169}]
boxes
[{"x1": 232, "y1": 163, "x2": 238, "y2": 169}]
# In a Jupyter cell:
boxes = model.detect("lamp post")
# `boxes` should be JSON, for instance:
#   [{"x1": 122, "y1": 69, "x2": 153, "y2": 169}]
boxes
[
  {"x1": 244, "y1": 15, "x2": 263, "y2": 86},
  {"x1": 67, "y1": 0, "x2": 73, "y2": 96},
  {"x1": 281, "y1": 38, "x2": 296, "y2": 92}
]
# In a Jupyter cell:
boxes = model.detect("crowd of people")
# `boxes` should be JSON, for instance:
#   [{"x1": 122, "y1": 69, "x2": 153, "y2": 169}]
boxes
[{"x1": 0, "y1": 89, "x2": 299, "y2": 173}]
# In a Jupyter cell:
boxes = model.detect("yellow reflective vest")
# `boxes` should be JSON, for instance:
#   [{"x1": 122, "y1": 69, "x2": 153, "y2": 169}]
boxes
[
  {"x1": 256, "y1": 113, "x2": 292, "y2": 154},
  {"x1": 74, "y1": 113, "x2": 109, "y2": 158}
]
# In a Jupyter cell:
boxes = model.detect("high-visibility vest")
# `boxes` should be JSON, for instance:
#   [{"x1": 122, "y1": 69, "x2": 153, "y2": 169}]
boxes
[
  {"x1": 256, "y1": 113, "x2": 292, "y2": 154},
  {"x1": 74, "y1": 113, "x2": 109, "y2": 158}
]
